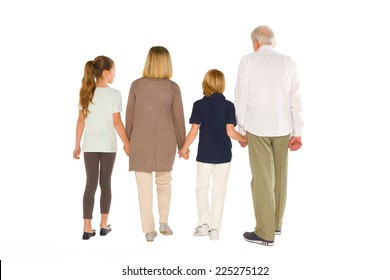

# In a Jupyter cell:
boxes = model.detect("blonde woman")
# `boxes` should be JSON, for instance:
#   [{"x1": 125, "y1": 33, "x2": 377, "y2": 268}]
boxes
[
  {"x1": 73, "y1": 55, "x2": 129, "y2": 240},
  {"x1": 125, "y1": 46, "x2": 186, "y2": 242},
  {"x1": 178, "y1": 69, "x2": 247, "y2": 240}
]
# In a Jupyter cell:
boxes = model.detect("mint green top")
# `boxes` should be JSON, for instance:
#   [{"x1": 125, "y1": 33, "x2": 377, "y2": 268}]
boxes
[{"x1": 81, "y1": 87, "x2": 122, "y2": 152}]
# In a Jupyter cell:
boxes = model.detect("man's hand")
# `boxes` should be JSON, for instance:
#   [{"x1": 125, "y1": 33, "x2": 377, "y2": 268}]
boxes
[{"x1": 288, "y1": 136, "x2": 302, "y2": 151}]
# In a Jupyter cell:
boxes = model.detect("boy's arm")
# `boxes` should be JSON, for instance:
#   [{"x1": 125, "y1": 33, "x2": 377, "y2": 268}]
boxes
[
  {"x1": 226, "y1": 123, "x2": 247, "y2": 143},
  {"x1": 178, "y1": 124, "x2": 199, "y2": 159}
]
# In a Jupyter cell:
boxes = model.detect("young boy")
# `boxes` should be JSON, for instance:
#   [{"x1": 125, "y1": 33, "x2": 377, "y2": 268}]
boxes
[{"x1": 178, "y1": 69, "x2": 247, "y2": 240}]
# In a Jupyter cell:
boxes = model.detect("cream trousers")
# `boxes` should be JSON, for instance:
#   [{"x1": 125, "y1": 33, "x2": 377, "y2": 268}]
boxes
[
  {"x1": 196, "y1": 162, "x2": 231, "y2": 230},
  {"x1": 135, "y1": 171, "x2": 172, "y2": 233}
]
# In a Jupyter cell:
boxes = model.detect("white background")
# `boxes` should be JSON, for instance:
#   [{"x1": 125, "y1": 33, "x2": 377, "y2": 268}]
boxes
[{"x1": 1, "y1": 0, "x2": 389, "y2": 279}]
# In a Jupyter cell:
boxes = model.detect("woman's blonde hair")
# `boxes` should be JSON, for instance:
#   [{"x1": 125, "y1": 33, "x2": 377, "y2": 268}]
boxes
[
  {"x1": 202, "y1": 69, "x2": 225, "y2": 97},
  {"x1": 142, "y1": 46, "x2": 173, "y2": 79},
  {"x1": 79, "y1": 55, "x2": 114, "y2": 118}
]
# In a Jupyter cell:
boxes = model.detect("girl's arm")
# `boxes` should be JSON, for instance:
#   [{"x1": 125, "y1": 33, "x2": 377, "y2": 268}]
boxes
[
  {"x1": 113, "y1": 112, "x2": 130, "y2": 155},
  {"x1": 226, "y1": 124, "x2": 247, "y2": 143},
  {"x1": 73, "y1": 110, "x2": 85, "y2": 159},
  {"x1": 178, "y1": 124, "x2": 199, "y2": 159}
]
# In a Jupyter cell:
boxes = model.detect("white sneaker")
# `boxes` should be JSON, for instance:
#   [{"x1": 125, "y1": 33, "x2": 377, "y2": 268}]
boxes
[
  {"x1": 209, "y1": 229, "x2": 219, "y2": 240},
  {"x1": 193, "y1": 224, "x2": 209, "y2": 236},
  {"x1": 145, "y1": 231, "x2": 157, "y2": 242}
]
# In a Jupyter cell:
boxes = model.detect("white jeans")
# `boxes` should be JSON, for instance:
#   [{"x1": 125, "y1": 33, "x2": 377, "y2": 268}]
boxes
[{"x1": 196, "y1": 162, "x2": 231, "y2": 230}]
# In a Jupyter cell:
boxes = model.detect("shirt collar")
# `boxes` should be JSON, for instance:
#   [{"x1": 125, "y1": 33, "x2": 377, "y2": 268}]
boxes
[
  {"x1": 205, "y1": 93, "x2": 225, "y2": 100},
  {"x1": 257, "y1": 45, "x2": 274, "y2": 52}
]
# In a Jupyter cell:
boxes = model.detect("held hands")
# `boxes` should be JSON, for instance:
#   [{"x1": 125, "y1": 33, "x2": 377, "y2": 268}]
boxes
[
  {"x1": 123, "y1": 142, "x2": 130, "y2": 156},
  {"x1": 288, "y1": 136, "x2": 302, "y2": 151},
  {"x1": 123, "y1": 145, "x2": 129, "y2": 156},
  {"x1": 239, "y1": 135, "x2": 248, "y2": 148},
  {"x1": 178, "y1": 148, "x2": 190, "y2": 160}
]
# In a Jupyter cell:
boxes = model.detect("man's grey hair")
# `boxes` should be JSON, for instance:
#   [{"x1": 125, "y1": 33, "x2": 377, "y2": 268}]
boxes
[{"x1": 251, "y1": 26, "x2": 275, "y2": 46}]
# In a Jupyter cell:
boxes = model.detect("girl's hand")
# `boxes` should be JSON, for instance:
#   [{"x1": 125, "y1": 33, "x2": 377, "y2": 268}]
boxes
[
  {"x1": 73, "y1": 146, "x2": 81, "y2": 159},
  {"x1": 123, "y1": 139, "x2": 130, "y2": 156},
  {"x1": 123, "y1": 144, "x2": 130, "y2": 156}
]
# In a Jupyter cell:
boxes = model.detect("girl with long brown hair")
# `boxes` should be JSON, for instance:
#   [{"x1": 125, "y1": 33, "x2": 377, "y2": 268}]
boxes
[{"x1": 73, "y1": 55, "x2": 129, "y2": 240}]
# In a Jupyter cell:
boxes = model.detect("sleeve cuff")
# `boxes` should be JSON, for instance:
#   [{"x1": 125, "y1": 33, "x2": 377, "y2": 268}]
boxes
[{"x1": 239, "y1": 126, "x2": 246, "y2": 136}]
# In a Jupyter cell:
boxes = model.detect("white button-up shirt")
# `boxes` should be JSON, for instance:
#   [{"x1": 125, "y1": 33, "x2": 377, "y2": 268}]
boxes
[{"x1": 234, "y1": 45, "x2": 303, "y2": 137}]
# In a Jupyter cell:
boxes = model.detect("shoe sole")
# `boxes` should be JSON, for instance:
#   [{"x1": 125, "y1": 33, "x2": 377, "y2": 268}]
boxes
[
  {"x1": 146, "y1": 237, "x2": 156, "y2": 242},
  {"x1": 82, "y1": 236, "x2": 94, "y2": 240},
  {"x1": 160, "y1": 231, "x2": 173, "y2": 235},
  {"x1": 145, "y1": 232, "x2": 158, "y2": 241},
  {"x1": 193, "y1": 232, "x2": 209, "y2": 236},
  {"x1": 82, "y1": 231, "x2": 96, "y2": 240},
  {"x1": 244, "y1": 236, "x2": 274, "y2": 246}
]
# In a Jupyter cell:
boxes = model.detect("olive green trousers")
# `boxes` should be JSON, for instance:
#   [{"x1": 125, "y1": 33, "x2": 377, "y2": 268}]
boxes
[{"x1": 247, "y1": 132, "x2": 290, "y2": 241}]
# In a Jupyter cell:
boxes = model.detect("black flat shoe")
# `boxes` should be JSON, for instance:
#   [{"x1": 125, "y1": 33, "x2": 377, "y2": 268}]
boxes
[
  {"x1": 82, "y1": 230, "x2": 96, "y2": 240},
  {"x1": 100, "y1": 225, "x2": 112, "y2": 236}
]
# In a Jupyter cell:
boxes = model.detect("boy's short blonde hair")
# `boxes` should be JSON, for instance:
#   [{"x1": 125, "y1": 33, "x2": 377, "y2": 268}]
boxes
[
  {"x1": 202, "y1": 69, "x2": 225, "y2": 97},
  {"x1": 143, "y1": 46, "x2": 173, "y2": 79}
]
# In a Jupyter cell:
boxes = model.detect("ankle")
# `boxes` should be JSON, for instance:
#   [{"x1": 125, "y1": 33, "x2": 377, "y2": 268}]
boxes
[{"x1": 83, "y1": 227, "x2": 93, "y2": 233}]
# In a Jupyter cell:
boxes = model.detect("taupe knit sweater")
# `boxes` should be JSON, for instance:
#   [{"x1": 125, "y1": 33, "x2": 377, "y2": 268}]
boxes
[{"x1": 125, "y1": 77, "x2": 186, "y2": 172}]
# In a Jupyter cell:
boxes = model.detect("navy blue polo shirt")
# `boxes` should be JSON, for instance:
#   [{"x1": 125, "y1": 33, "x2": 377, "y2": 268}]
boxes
[{"x1": 189, "y1": 93, "x2": 237, "y2": 164}]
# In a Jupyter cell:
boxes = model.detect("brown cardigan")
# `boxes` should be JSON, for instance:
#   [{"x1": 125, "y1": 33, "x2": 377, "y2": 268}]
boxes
[{"x1": 125, "y1": 77, "x2": 186, "y2": 172}]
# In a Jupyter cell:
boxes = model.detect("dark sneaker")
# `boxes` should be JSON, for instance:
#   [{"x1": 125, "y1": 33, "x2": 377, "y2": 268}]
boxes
[
  {"x1": 275, "y1": 229, "x2": 281, "y2": 235},
  {"x1": 243, "y1": 231, "x2": 274, "y2": 246}
]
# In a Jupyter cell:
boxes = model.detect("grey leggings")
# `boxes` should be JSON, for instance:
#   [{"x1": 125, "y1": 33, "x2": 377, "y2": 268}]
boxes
[{"x1": 83, "y1": 152, "x2": 116, "y2": 219}]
